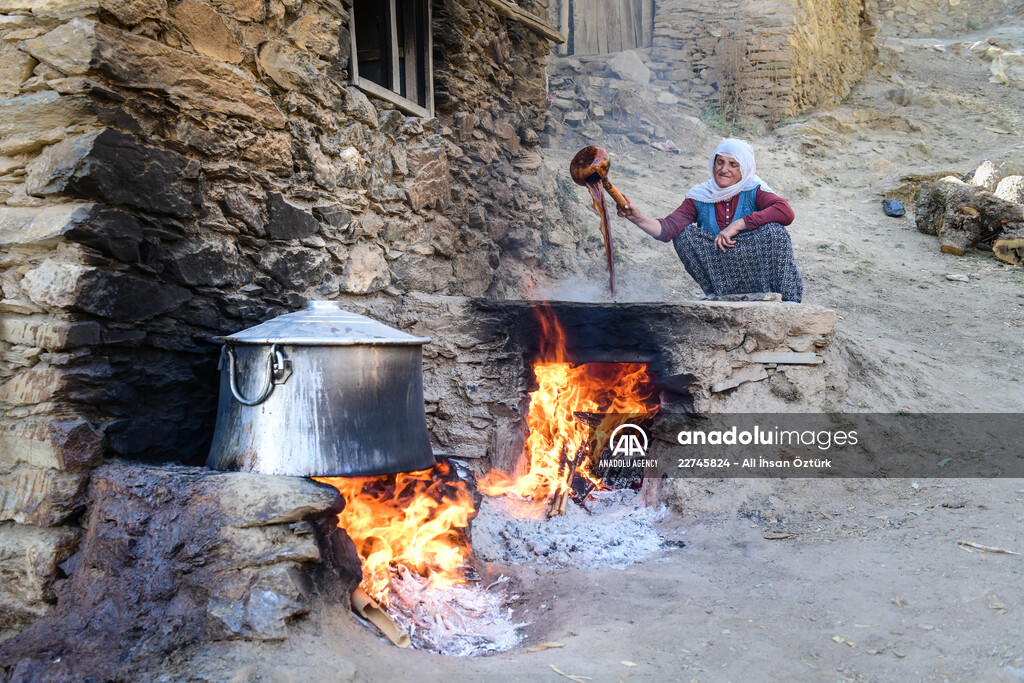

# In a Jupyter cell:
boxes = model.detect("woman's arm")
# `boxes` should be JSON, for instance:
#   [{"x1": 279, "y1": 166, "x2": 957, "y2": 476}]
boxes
[
  {"x1": 618, "y1": 198, "x2": 697, "y2": 241},
  {"x1": 745, "y1": 188, "x2": 795, "y2": 228}
]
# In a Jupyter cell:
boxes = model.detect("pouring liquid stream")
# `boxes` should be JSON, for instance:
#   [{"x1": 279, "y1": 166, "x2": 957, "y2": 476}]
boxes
[{"x1": 584, "y1": 181, "x2": 616, "y2": 296}]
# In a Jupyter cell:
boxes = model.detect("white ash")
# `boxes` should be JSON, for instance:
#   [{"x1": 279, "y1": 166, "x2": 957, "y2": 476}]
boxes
[
  {"x1": 385, "y1": 567, "x2": 525, "y2": 657},
  {"x1": 471, "y1": 490, "x2": 666, "y2": 568}
]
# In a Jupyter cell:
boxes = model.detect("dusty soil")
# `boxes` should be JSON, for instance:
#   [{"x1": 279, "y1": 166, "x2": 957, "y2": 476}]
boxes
[{"x1": 166, "y1": 21, "x2": 1024, "y2": 683}]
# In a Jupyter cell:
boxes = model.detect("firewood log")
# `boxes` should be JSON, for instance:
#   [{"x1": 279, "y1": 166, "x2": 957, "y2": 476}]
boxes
[
  {"x1": 967, "y1": 160, "x2": 1001, "y2": 192},
  {"x1": 993, "y1": 229, "x2": 1024, "y2": 266},
  {"x1": 995, "y1": 176, "x2": 1024, "y2": 205},
  {"x1": 915, "y1": 176, "x2": 1024, "y2": 255}
]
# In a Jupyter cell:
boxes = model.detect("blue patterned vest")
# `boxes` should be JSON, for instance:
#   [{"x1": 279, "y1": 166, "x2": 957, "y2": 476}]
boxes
[{"x1": 694, "y1": 186, "x2": 760, "y2": 235}]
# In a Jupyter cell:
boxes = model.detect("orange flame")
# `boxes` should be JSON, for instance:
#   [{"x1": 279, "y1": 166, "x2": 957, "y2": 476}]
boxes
[
  {"x1": 479, "y1": 306, "x2": 658, "y2": 510},
  {"x1": 315, "y1": 462, "x2": 475, "y2": 606}
]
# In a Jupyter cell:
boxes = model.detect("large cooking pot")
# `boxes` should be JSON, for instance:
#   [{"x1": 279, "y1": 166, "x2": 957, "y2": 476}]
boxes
[{"x1": 206, "y1": 300, "x2": 435, "y2": 477}]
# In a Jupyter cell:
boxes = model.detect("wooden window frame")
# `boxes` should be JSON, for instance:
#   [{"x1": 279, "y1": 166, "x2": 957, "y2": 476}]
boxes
[{"x1": 349, "y1": 0, "x2": 434, "y2": 118}]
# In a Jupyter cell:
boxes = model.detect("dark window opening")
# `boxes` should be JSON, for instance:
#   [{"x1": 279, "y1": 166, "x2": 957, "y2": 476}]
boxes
[{"x1": 350, "y1": 0, "x2": 433, "y2": 117}]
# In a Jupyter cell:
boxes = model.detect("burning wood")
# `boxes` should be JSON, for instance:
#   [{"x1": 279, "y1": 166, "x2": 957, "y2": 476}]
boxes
[
  {"x1": 315, "y1": 461, "x2": 475, "y2": 607},
  {"x1": 479, "y1": 306, "x2": 658, "y2": 516},
  {"x1": 351, "y1": 587, "x2": 410, "y2": 648},
  {"x1": 317, "y1": 464, "x2": 525, "y2": 655}
]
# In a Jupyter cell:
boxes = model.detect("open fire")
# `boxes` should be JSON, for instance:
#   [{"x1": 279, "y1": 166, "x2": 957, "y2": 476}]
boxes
[
  {"x1": 478, "y1": 306, "x2": 659, "y2": 516},
  {"x1": 314, "y1": 461, "x2": 475, "y2": 607},
  {"x1": 317, "y1": 305, "x2": 659, "y2": 651}
]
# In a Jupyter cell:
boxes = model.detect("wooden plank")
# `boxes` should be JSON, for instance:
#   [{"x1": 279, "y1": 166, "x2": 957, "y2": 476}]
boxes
[
  {"x1": 558, "y1": 0, "x2": 569, "y2": 55},
  {"x1": 575, "y1": 0, "x2": 594, "y2": 55},
  {"x1": 424, "y1": 0, "x2": 433, "y2": 114},
  {"x1": 572, "y1": 0, "x2": 584, "y2": 54},
  {"x1": 632, "y1": 0, "x2": 643, "y2": 49},
  {"x1": 595, "y1": 0, "x2": 607, "y2": 54},
  {"x1": 641, "y1": 0, "x2": 652, "y2": 47},
  {"x1": 748, "y1": 351, "x2": 822, "y2": 365},
  {"x1": 388, "y1": 0, "x2": 399, "y2": 93},
  {"x1": 619, "y1": 0, "x2": 632, "y2": 51},
  {"x1": 606, "y1": 0, "x2": 621, "y2": 53},
  {"x1": 402, "y1": 0, "x2": 418, "y2": 103},
  {"x1": 479, "y1": 0, "x2": 567, "y2": 43}
]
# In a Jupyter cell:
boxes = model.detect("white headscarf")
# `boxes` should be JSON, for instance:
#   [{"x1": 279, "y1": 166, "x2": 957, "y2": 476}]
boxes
[{"x1": 685, "y1": 138, "x2": 774, "y2": 203}]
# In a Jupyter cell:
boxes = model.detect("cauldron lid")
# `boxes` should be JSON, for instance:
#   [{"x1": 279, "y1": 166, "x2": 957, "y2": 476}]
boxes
[{"x1": 217, "y1": 301, "x2": 431, "y2": 346}]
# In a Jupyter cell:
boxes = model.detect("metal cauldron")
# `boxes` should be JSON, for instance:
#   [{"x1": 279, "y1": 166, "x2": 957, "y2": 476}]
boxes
[{"x1": 206, "y1": 300, "x2": 435, "y2": 477}]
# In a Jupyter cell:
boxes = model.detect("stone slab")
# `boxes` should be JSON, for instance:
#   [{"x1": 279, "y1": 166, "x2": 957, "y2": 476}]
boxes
[
  {"x1": 24, "y1": 19, "x2": 284, "y2": 127},
  {"x1": 0, "y1": 462, "x2": 90, "y2": 526},
  {"x1": 0, "y1": 417, "x2": 104, "y2": 471},
  {"x1": 25, "y1": 129, "x2": 202, "y2": 219},
  {"x1": 211, "y1": 471, "x2": 343, "y2": 528},
  {"x1": 0, "y1": 521, "x2": 81, "y2": 629},
  {"x1": 0, "y1": 91, "x2": 98, "y2": 137},
  {"x1": 0, "y1": 203, "x2": 96, "y2": 247}
]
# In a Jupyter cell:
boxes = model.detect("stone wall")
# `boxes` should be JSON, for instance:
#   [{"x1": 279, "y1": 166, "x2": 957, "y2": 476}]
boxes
[
  {"x1": 0, "y1": 0, "x2": 580, "y2": 633},
  {"x1": 875, "y1": 0, "x2": 1024, "y2": 36},
  {"x1": 651, "y1": 0, "x2": 874, "y2": 120}
]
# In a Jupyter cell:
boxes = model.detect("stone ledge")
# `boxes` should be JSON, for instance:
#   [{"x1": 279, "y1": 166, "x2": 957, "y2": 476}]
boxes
[
  {"x1": 0, "y1": 315, "x2": 102, "y2": 350},
  {"x1": 0, "y1": 461, "x2": 354, "y2": 679},
  {"x1": 0, "y1": 91, "x2": 98, "y2": 137},
  {"x1": 24, "y1": 129, "x2": 202, "y2": 219},
  {"x1": 0, "y1": 203, "x2": 96, "y2": 248}
]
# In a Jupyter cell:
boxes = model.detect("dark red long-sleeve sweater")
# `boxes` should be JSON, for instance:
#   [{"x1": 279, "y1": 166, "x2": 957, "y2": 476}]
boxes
[{"x1": 656, "y1": 187, "x2": 795, "y2": 242}]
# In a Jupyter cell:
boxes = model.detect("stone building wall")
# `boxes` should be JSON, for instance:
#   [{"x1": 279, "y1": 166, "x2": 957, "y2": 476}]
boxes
[
  {"x1": 651, "y1": 0, "x2": 874, "y2": 119},
  {"x1": 0, "y1": 0, "x2": 578, "y2": 633},
  {"x1": 875, "y1": 0, "x2": 1024, "y2": 36}
]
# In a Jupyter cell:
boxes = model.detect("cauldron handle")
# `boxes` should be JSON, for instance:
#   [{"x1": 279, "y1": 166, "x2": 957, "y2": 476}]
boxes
[{"x1": 225, "y1": 344, "x2": 291, "y2": 406}]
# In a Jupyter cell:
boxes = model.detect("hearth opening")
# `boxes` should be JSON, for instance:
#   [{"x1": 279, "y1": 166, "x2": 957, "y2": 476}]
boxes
[{"x1": 315, "y1": 303, "x2": 684, "y2": 655}]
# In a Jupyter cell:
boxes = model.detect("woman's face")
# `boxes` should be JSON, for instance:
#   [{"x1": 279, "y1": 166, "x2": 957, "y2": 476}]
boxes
[{"x1": 714, "y1": 155, "x2": 742, "y2": 188}]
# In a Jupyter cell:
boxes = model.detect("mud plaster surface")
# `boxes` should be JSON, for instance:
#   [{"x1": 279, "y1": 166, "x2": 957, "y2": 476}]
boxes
[{"x1": 151, "y1": 20, "x2": 1024, "y2": 683}]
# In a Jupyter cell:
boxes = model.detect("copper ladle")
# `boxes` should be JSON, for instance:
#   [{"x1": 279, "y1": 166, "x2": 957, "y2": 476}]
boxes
[
  {"x1": 569, "y1": 146, "x2": 631, "y2": 214},
  {"x1": 569, "y1": 146, "x2": 630, "y2": 295}
]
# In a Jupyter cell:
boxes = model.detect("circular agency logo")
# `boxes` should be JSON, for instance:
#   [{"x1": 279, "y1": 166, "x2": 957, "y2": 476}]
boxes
[{"x1": 609, "y1": 423, "x2": 650, "y2": 460}]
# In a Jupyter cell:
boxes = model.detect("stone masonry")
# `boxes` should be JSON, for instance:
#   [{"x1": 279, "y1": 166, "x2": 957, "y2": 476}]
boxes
[
  {"x1": 651, "y1": 0, "x2": 875, "y2": 120},
  {"x1": 875, "y1": 0, "x2": 1024, "y2": 37},
  {"x1": 0, "y1": 0, "x2": 582, "y2": 634}
]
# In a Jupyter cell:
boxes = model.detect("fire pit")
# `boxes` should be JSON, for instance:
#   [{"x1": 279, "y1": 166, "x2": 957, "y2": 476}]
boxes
[{"x1": 305, "y1": 295, "x2": 837, "y2": 655}]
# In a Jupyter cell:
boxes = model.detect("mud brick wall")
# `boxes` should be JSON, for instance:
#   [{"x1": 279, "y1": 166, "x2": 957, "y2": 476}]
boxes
[
  {"x1": 0, "y1": 0, "x2": 583, "y2": 632},
  {"x1": 651, "y1": 0, "x2": 874, "y2": 119}
]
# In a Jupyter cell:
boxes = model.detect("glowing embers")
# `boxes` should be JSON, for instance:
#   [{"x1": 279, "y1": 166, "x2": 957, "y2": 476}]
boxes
[
  {"x1": 479, "y1": 308, "x2": 659, "y2": 517},
  {"x1": 315, "y1": 461, "x2": 474, "y2": 607}
]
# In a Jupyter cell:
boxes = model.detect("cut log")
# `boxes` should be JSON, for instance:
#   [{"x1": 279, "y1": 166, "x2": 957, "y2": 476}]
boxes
[
  {"x1": 993, "y1": 230, "x2": 1024, "y2": 265},
  {"x1": 967, "y1": 160, "x2": 1001, "y2": 192},
  {"x1": 914, "y1": 176, "x2": 1024, "y2": 255},
  {"x1": 995, "y1": 176, "x2": 1024, "y2": 205}
]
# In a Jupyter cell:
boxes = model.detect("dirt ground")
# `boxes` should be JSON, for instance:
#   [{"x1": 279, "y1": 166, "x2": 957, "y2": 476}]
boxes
[{"x1": 171, "y1": 20, "x2": 1024, "y2": 683}]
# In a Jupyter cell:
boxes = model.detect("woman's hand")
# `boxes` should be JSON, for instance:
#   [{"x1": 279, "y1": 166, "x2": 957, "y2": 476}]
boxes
[
  {"x1": 616, "y1": 197, "x2": 634, "y2": 219},
  {"x1": 714, "y1": 218, "x2": 746, "y2": 252}
]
